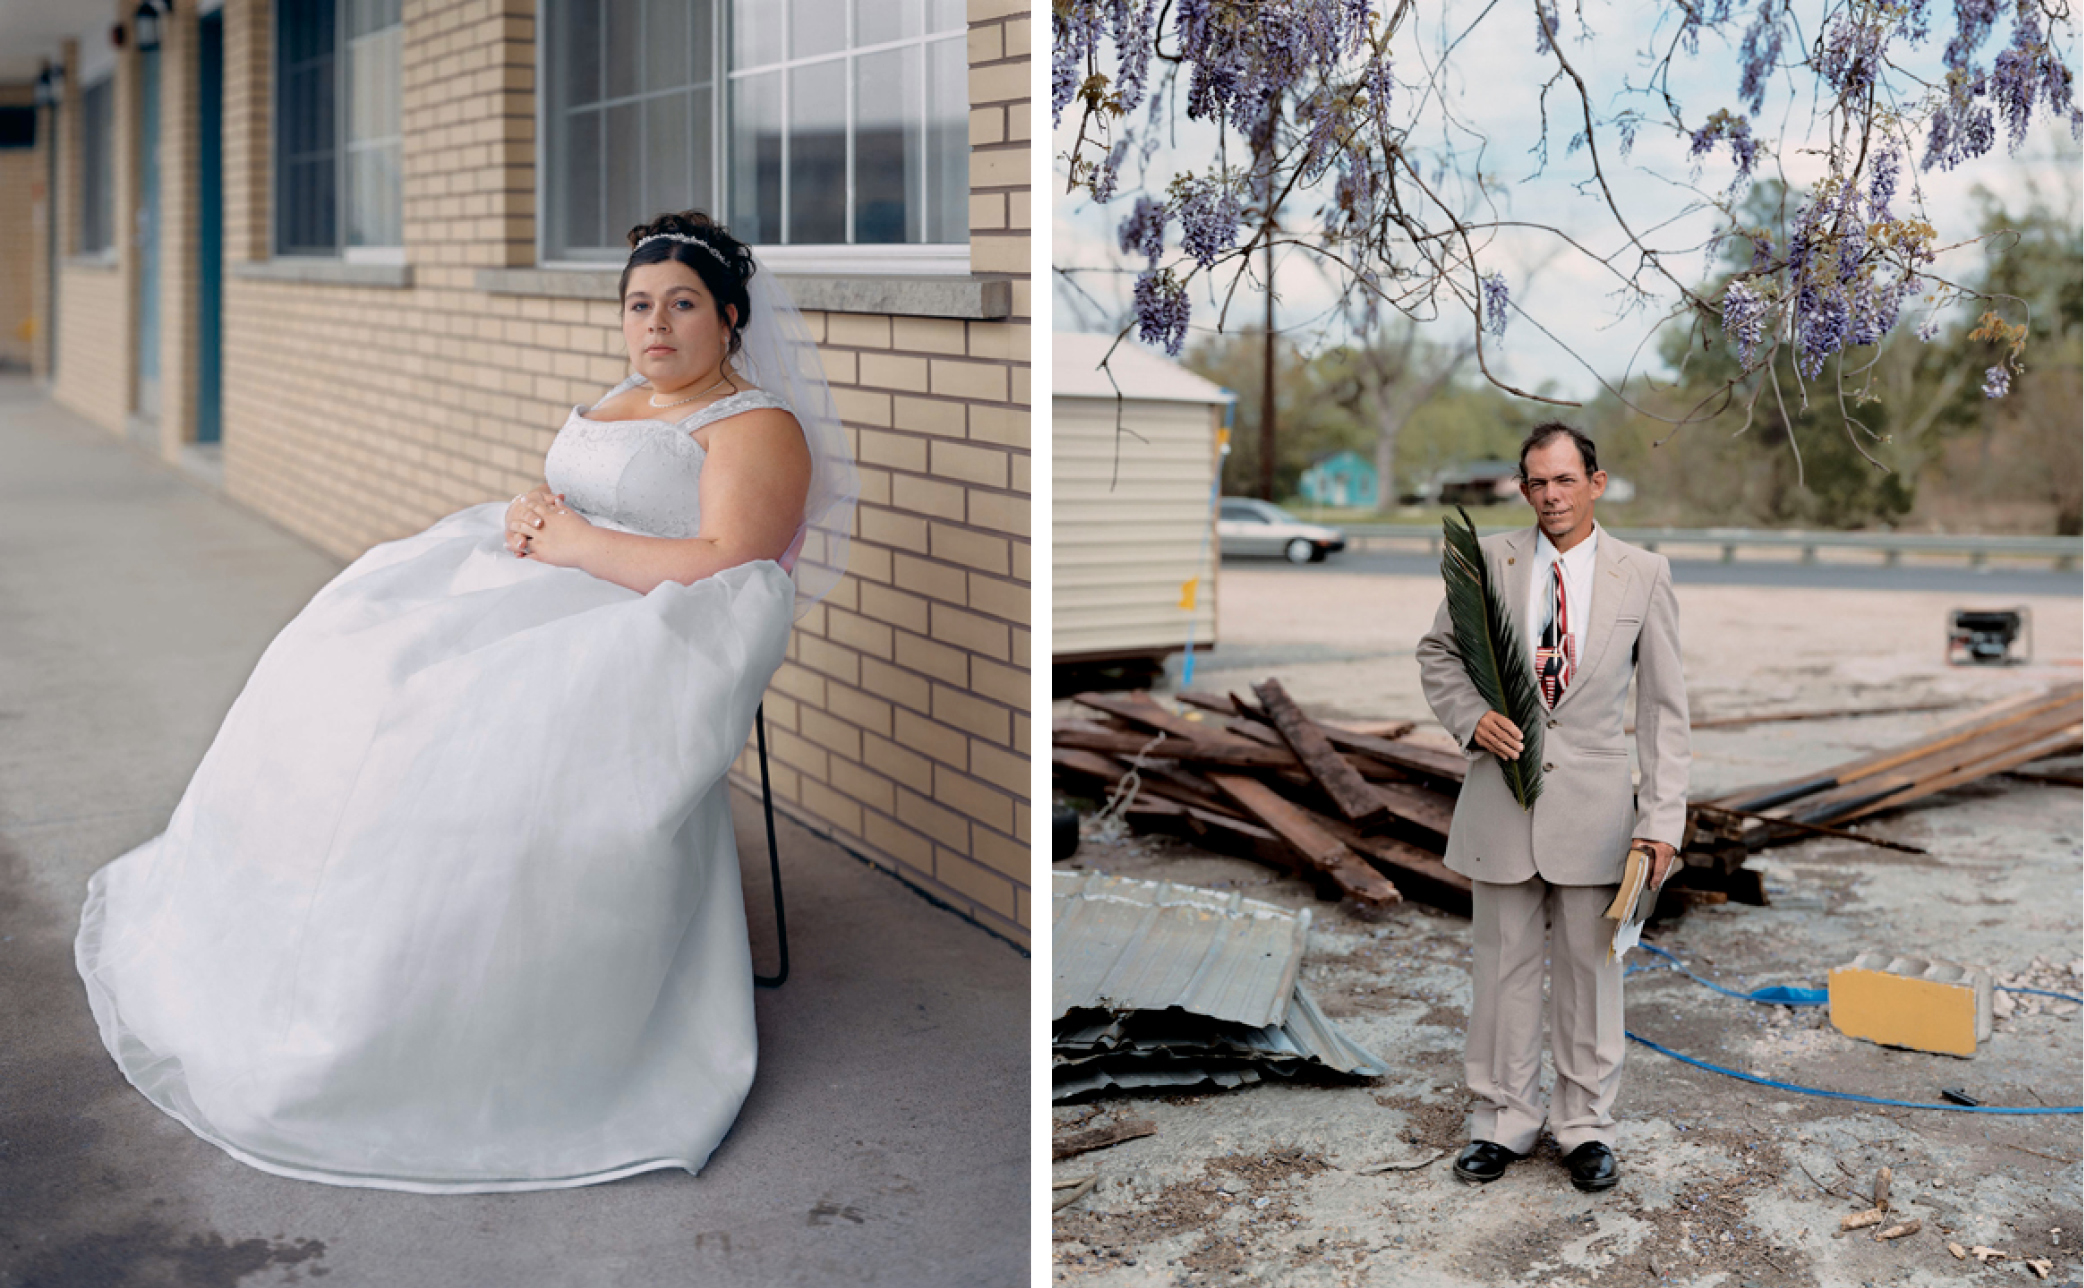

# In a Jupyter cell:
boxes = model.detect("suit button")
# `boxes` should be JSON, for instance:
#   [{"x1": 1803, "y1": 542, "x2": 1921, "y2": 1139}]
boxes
[
  {"x1": 1543, "y1": 762, "x2": 1555, "y2": 771},
  {"x1": 1546, "y1": 720, "x2": 1557, "y2": 729}
]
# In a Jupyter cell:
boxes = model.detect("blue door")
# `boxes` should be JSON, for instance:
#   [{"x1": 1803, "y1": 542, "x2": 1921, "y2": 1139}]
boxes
[
  {"x1": 136, "y1": 44, "x2": 162, "y2": 420},
  {"x1": 197, "y1": 13, "x2": 223, "y2": 443}
]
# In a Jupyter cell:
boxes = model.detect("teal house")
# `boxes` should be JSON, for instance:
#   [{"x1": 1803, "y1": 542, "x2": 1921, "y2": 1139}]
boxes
[{"x1": 1298, "y1": 450, "x2": 1379, "y2": 509}]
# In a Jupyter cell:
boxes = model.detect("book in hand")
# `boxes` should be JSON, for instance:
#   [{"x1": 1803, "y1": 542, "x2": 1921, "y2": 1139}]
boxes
[{"x1": 1602, "y1": 843, "x2": 1664, "y2": 963}]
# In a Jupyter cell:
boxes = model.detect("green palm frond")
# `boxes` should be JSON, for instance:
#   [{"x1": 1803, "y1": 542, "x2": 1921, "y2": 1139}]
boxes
[{"x1": 1441, "y1": 506, "x2": 1545, "y2": 810}]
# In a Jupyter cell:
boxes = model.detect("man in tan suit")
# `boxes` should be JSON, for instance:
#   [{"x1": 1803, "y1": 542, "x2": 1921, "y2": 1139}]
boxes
[{"x1": 1417, "y1": 423, "x2": 1690, "y2": 1192}]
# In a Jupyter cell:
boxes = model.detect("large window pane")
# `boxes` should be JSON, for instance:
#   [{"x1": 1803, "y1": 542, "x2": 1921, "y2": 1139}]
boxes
[
  {"x1": 549, "y1": 0, "x2": 961, "y2": 254},
  {"x1": 734, "y1": 1, "x2": 783, "y2": 68},
  {"x1": 275, "y1": 0, "x2": 336, "y2": 254},
  {"x1": 856, "y1": 0, "x2": 921, "y2": 47},
  {"x1": 691, "y1": 87, "x2": 714, "y2": 213},
  {"x1": 548, "y1": 0, "x2": 718, "y2": 258},
  {"x1": 561, "y1": 0, "x2": 600, "y2": 104},
  {"x1": 853, "y1": 46, "x2": 914, "y2": 244},
  {"x1": 645, "y1": 91, "x2": 693, "y2": 216},
  {"x1": 691, "y1": 0, "x2": 714, "y2": 87},
  {"x1": 644, "y1": 0, "x2": 689, "y2": 93},
  {"x1": 347, "y1": 143, "x2": 400, "y2": 247},
  {"x1": 78, "y1": 78, "x2": 113, "y2": 253},
  {"x1": 605, "y1": 0, "x2": 640, "y2": 101},
  {"x1": 344, "y1": 20, "x2": 401, "y2": 247},
  {"x1": 787, "y1": 67, "x2": 845, "y2": 244},
  {"x1": 559, "y1": 107, "x2": 603, "y2": 251},
  {"x1": 729, "y1": 71, "x2": 781, "y2": 244},
  {"x1": 790, "y1": 0, "x2": 848, "y2": 59},
  {"x1": 924, "y1": 33, "x2": 966, "y2": 244},
  {"x1": 606, "y1": 100, "x2": 643, "y2": 240}
]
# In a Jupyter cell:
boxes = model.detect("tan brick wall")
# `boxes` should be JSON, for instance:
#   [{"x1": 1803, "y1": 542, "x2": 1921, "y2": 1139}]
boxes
[
  {"x1": 54, "y1": 263, "x2": 127, "y2": 428},
  {"x1": 25, "y1": 95, "x2": 54, "y2": 379},
  {"x1": 181, "y1": 0, "x2": 1033, "y2": 944},
  {"x1": 52, "y1": 15, "x2": 137, "y2": 432},
  {"x1": 154, "y1": 0, "x2": 202, "y2": 456}
]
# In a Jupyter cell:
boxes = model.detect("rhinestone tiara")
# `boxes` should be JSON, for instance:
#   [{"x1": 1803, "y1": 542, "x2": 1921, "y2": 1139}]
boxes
[{"x1": 632, "y1": 231, "x2": 732, "y2": 267}]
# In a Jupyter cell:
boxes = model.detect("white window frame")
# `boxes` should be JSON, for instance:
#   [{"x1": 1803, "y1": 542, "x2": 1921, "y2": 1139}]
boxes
[{"x1": 534, "y1": 0, "x2": 971, "y2": 277}]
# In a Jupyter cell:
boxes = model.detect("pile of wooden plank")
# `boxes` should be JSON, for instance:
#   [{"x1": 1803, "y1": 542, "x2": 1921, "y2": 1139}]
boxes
[
  {"x1": 1053, "y1": 679, "x2": 1474, "y2": 914},
  {"x1": 1687, "y1": 682, "x2": 2083, "y2": 880},
  {"x1": 1052, "y1": 678, "x2": 2082, "y2": 920}
]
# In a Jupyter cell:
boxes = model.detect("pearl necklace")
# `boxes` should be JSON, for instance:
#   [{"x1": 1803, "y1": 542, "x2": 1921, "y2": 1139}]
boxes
[{"x1": 647, "y1": 372, "x2": 733, "y2": 410}]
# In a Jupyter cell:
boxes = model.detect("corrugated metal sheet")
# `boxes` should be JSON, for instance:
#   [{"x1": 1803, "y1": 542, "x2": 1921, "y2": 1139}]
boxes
[
  {"x1": 1052, "y1": 870, "x2": 1310, "y2": 1029},
  {"x1": 1052, "y1": 987, "x2": 1388, "y2": 1079}
]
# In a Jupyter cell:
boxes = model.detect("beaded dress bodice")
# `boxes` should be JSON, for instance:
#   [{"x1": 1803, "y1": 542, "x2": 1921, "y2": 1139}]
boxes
[{"x1": 543, "y1": 375, "x2": 794, "y2": 540}]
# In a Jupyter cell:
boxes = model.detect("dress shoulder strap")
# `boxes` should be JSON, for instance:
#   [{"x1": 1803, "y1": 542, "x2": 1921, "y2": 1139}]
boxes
[
  {"x1": 587, "y1": 372, "x2": 648, "y2": 413},
  {"x1": 675, "y1": 388, "x2": 795, "y2": 432}
]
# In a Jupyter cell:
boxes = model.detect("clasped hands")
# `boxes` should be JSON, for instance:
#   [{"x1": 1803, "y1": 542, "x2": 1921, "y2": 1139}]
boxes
[
  {"x1": 504, "y1": 485, "x2": 593, "y2": 567},
  {"x1": 1470, "y1": 710, "x2": 1677, "y2": 886}
]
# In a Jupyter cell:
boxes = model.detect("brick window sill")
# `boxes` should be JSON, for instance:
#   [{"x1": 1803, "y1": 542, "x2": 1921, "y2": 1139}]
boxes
[
  {"x1": 231, "y1": 259, "x2": 414, "y2": 288},
  {"x1": 473, "y1": 268, "x2": 1012, "y2": 320}
]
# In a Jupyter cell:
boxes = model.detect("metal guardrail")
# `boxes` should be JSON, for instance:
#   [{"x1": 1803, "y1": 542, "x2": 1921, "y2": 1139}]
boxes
[{"x1": 1336, "y1": 524, "x2": 2081, "y2": 570}]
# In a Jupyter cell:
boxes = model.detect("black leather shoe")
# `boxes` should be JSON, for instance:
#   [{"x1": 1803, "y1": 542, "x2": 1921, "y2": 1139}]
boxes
[
  {"x1": 1452, "y1": 1140, "x2": 1525, "y2": 1184},
  {"x1": 1563, "y1": 1141, "x2": 1620, "y2": 1192}
]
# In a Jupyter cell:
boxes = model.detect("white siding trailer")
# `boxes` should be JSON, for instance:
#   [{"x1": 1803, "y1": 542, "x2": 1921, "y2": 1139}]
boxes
[{"x1": 1053, "y1": 332, "x2": 1233, "y2": 668}]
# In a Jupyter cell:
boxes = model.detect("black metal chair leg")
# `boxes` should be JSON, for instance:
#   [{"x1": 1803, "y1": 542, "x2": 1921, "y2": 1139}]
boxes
[{"x1": 751, "y1": 703, "x2": 789, "y2": 989}]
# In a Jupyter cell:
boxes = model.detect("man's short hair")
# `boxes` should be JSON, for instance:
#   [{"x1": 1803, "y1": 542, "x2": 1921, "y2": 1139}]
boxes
[{"x1": 1518, "y1": 422, "x2": 1600, "y2": 479}]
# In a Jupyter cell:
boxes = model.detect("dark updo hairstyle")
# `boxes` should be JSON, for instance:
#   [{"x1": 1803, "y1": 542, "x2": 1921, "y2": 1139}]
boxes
[{"x1": 618, "y1": 210, "x2": 757, "y2": 359}]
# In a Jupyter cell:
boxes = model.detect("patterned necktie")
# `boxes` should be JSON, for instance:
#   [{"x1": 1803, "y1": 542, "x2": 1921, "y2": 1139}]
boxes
[{"x1": 1536, "y1": 559, "x2": 1575, "y2": 708}]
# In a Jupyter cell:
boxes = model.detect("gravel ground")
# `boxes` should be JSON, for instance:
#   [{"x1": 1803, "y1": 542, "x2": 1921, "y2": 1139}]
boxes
[{"x1": 1052, "y1": 569, "x2": 2084, "y2": 1288}]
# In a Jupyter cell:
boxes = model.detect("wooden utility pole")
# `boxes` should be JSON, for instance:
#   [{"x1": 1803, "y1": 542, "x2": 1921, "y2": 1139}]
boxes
[{"x1": 1259, "y1": 238, "x2": 1276, "y2": 501}]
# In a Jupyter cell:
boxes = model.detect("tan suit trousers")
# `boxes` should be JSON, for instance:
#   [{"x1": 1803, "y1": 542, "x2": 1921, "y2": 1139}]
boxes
[{"x1": 1467, "y1": 875, "x2": 1625, "y2": 1155}]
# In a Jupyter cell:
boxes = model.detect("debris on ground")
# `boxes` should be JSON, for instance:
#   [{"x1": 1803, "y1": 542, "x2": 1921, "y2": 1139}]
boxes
[
  {"x1": 1053, "y1": 679, "x2": 2083, "y2": 925},
  {"x1": 1052, "y1": 870, "x2": 1387, "y2": 1100},
  {"x1": 1054, "y1": 1118, "x2": 1157, "y2": 1161}
]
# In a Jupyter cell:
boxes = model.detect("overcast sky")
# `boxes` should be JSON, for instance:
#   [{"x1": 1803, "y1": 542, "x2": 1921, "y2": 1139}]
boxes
[{"x1": 1050, "y1": 0, "x2": 2082, "y2": 402}]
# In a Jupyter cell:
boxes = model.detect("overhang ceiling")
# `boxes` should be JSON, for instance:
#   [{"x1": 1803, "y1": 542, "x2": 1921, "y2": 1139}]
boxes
[{"x1": 0, "y1": 0, "x2": 122, "y2": 86}]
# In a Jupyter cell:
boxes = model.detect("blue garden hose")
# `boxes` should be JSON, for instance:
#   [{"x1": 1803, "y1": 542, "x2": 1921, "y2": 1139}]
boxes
[{"x1": 1624, "y1": 944, "x2": 2083, "y2": 1115}]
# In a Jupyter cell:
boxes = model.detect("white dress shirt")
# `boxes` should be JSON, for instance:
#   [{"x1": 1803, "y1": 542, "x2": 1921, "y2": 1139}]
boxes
[{"x1": 1527, "y1": 523, "x2": 1599, "y2": 674}]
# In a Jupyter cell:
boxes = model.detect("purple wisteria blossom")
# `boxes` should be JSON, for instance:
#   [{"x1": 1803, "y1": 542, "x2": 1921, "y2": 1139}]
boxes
[
  {"x1": 1481, "y1": 272, "x2": 1510, "y2": 339},
  {"x1": 1982, "y1": 364, "x2": 2011, "y2": 398},
  {"x1": 1721, "y1": 280, "x2": 1768, "y2": 368},
  {"x1": 1055, "y1": 0, "x2": 2073, "y2": 417},
  {"x1": 1944, "y1": 0, "x2": 2003, "y2": 75},
  {"x1": 1118, "y1": 195, "x2": 1167, "y2": 267},
  {"x1": 1866, "y1": 147, "x2": 1898, "y2": 221},
  {"x1": 1736, "y1": 4, "x2": 1784, "y2": 115},
  {"x1": 1534, "y1": 0, "x2": 1561, "y2": 55},
  {"x1": 1090, "y1": 141, "x2": 1126, "y2": 204},
  {"x1": 1175, "y1": 176, "x2": 1244, "y2": 267},
  {"x1": 1917, "y1": 316, "x2": 1942, "y2": 343},
  {"x1": 1819, "y1": 14, "x2": 1883, "y2": 98},
  {"x1": 1689, "y1": 110, "x2": 1759, "y2": 190},
  {"x1": 1134, "y1": 269, "x2": 1191, "y2": 356}
]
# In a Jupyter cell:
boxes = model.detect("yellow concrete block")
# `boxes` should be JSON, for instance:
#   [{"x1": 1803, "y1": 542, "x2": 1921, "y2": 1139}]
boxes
[{"x1": 1828, "y1": 953, "x2": 1993, "y2": 1057}]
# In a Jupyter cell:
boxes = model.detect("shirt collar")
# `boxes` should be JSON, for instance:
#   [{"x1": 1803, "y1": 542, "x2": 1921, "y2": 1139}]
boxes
[{"x1": 1534, "y1": 522, "x2": 1599, "y2": 568}]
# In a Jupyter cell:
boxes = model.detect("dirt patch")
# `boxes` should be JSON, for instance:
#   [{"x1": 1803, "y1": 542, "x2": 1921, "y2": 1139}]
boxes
[
  {"x1": 1054, "y1": 1148, "x2": 1334, "y2": 1280},
  {"x1": 1371, "y1": 1092, "x2": 1473, "y2": 1151}
]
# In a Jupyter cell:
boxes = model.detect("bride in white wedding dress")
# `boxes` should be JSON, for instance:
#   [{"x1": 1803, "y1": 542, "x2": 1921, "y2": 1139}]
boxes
[{"x1": 73, "y1": 211, "x2": 858, "y2": 1193}]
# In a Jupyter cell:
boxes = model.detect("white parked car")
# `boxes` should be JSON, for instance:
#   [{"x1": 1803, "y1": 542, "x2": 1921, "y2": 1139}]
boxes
[{"x1": 1218, "y1": 497, "x2": 1349, "y2": 564}]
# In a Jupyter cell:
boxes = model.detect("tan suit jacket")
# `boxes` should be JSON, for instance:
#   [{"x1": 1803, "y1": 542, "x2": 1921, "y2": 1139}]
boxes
[{"x1": 1416, "y1": 525, "x2": 1690, "y2": 886}]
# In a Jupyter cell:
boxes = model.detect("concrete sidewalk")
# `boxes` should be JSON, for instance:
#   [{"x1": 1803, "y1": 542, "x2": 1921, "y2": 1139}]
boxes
[{"x1": 0, "y1": 376, "x2": 1030, "y2": 1288}]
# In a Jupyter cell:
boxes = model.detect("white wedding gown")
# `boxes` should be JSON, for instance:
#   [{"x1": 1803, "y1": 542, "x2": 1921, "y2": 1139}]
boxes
[{"x1": 75, "y1": 379, "x2": 798, "y2": 1193}]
